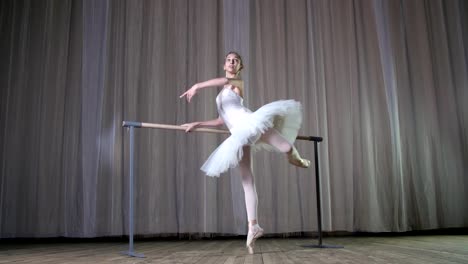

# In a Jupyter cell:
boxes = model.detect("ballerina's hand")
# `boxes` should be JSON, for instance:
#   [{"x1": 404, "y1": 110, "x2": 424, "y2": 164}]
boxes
[
  {"x1": 179, "y1": 85, "x2": 198, "y2": 102},
  {"x1": 181, "y1": 122, "x2": 200, "y2": 133}
]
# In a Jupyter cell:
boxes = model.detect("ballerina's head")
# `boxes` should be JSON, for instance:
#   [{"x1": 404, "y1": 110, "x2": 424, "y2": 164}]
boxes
[{"x1": 224, "y1": 51, "x2": 244, "y2": 78}]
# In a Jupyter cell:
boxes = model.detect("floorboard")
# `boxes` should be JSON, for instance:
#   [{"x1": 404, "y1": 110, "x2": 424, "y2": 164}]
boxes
[{"x1": 0, "y1": 235, "x2": 467, "y2": 263}]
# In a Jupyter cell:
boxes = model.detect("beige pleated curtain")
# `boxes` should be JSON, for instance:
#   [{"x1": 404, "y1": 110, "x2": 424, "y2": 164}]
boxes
[{"x1": 0, "y1": 0, "x2": 467, "y2": 238}]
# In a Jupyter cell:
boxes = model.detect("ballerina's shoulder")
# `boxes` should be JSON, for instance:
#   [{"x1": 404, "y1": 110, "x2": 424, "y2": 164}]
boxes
[{"x1": 226, "y1": 78, "x2": 244, "y2": 97}]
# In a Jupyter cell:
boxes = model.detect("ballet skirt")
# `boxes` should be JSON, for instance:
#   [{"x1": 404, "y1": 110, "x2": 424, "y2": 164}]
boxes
[{"x1": 201, "y1": 86, "x2": 302, "y2": 177}]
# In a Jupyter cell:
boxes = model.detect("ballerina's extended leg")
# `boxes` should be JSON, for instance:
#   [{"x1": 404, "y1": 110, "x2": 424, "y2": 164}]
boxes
[{"x1": 260, "y1": 128, "x2": 311, "y2": 168}]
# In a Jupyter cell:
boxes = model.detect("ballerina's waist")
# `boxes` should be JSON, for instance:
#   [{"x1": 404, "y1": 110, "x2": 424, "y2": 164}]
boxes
[{"x1": 221, "y1": 108, "x2": 252, "y2": 128}]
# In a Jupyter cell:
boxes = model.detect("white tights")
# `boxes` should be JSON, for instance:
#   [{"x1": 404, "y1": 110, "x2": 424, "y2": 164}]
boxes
[
  {"x1": 238, "y1": 128, "x2": 292, "y2": 223},
  {"x1": 238, "y1": 146, "x2": 257, "y2": 221}
]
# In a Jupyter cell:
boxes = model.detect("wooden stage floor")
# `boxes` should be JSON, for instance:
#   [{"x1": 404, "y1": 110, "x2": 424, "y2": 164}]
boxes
[{"x1": 1, "y1": 235, "x2": 467, "y2": 263}]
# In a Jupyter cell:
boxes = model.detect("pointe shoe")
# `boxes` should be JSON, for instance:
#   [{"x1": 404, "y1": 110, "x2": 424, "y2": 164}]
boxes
[
  {"x1": 288, "y1": 147, "x2": 311, "y2": 168},
  {"x1": 247, "y1": 245, "x2": 254, "y2": 254},
  {"x1": 246, "y1": 224, "x2": 264, "y2": 253}
]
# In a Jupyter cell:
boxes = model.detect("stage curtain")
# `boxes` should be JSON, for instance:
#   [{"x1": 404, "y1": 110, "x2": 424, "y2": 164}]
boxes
[{"x1": 0, "y1": 0, "x2": 467, "y2": 237}]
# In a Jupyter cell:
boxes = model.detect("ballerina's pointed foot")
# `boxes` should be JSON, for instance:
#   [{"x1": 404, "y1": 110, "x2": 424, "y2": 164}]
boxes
[
  {"x1": 288, "y1": 147, "x2": 311, "y2": 168},
  {"x1": 247, "y1": 245, "x2": 254, "y2": 254},
  {"x1": 246, "y1": 224, "x2": 264, "y2": 254}
]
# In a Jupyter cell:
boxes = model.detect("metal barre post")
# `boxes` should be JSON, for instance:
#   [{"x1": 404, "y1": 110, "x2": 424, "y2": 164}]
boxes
[
  {"x1": 122, "y1": 126, "x2": 144, "y2": 258},
  {"x1": 301, "y1": 137, "x2": 343, "y2": 249}
]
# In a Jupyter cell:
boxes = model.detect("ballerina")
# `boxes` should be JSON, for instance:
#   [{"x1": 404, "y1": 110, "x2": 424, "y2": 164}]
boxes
[{"x1": 180, "y1": 52, "x2": 310, "y2": 253}]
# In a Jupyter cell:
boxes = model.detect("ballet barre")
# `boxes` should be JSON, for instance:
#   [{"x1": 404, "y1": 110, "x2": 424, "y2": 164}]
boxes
[
  {"x1": 122, "y1": 121, "x2": 322, "y2": 141},
  {"x1": 121, "y1": 121, "x2": 341, "y2": 258}
]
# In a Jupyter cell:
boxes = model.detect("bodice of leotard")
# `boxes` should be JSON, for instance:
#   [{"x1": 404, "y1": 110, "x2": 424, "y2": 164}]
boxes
[{"x1": 216, "y1": 86, "x2": 252, "y2": 130}]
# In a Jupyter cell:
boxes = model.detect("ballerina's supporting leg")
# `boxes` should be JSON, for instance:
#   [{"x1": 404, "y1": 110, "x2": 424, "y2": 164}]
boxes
[
  {"x1": 238, "y1": 146, "x2": 264, "y2": 253},
  {"x1": 259, "y1": 128, "x2": 311, "y2": 168}
]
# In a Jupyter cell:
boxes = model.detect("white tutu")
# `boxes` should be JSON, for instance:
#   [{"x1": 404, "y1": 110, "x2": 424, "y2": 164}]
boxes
[{"x1": 200, "y1": 87, "x2": 302, "y2": 177}]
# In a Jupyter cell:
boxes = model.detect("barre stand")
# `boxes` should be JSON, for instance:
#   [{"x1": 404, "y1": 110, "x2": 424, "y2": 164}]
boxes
[
  {"x1": 300, "y1": 136, "x2": 343, "y2": 249},
  {"x1": 122, "y1": 121, "x2": 341, "y2": 257},
  {"x1": 121, "y1": 123, "x2": 144, "y2": 258}
]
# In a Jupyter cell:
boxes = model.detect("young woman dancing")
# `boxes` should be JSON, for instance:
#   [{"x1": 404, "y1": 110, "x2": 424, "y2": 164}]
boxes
[{"x1": 180, "y1": 52, "x2": 310, "y2": 253}]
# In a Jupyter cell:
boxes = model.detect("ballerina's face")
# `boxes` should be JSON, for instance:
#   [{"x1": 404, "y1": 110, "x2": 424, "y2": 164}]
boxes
[{"x1": 224, "y1": 53, "x2": 242, "y2": 75}]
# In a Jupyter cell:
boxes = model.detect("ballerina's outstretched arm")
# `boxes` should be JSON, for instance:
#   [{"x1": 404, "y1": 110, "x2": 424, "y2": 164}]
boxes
[
  {"x1": 179, "y1": 77, "x2": 243, "y2": 102},
  {"x1": 180, "y1": 117, "x2": 224, "y2": 133}
]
